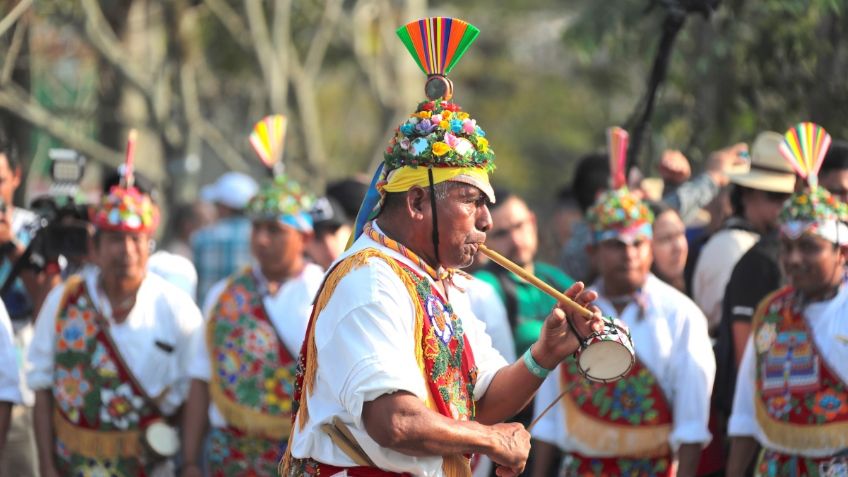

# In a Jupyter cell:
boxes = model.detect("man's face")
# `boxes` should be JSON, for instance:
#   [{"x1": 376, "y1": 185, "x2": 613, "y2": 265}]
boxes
[
  {"x1": 779, "y1": 233, "x2": 846, "y2": 296},
  {"x1": 94, "y1": 230, "x2": 150, "y2": 285},
  {"x1": 487, "y1": 196, "x2": 538, "y2": 268},
  {"x1": 432, "y1": 183, "x2": 492, "y2": 269},
  {"x1": 305, "y1": 224, "x2": 351, "y2": 270},
  {"x1": 651, "y1": 210, "x2": 688, "y2": 281},
  {"x1": 745, "y1": 189, "x2": 791, "y2": 232},
  {"x1": 821, "y1": 169, "x2": 848, "y2": 204},
  {"x1": 0, "y1": 153, "x2": 21, "y2": 206},
  {"x1": 251, "y1": 219, "x2": 307, "y2": 273},
  {"x1": 592, "y1": 238, "x2": 653, "y2": 292}
]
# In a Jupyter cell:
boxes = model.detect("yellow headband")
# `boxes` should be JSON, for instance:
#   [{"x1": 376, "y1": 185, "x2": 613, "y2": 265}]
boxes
[{"x1": 381, "y1": 166, "x2": 495, "y2": 202}]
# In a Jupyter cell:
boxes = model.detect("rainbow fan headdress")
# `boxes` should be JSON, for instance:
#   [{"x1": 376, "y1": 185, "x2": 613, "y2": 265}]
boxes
[
  {"x1": 349, "y1": 17, "x2": 495, "y2": 245},
  {"x1": 245, "y1": 114, "x2": 315, "y2": 231},
  {"x1": 777, "y1": 122, "x2": 848, "y2": 245},
  {"x1": 587, "y1": 126, "x2": 654, "y2": 244}
]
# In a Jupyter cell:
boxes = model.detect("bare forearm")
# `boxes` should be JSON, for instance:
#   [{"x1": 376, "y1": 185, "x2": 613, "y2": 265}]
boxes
[
  {"x1": 675, "y1": 443, "x2": 702, "y2": 477},
  {"x1": 34, "y1": 390, "x2": 56, "y2": 471},
  {"x1": 181, "y1": 380, "x2": 210, "y2": 466},
  {"x1": 727, "y1": 436, "x2": 758, "y2": 477},
  {"x1": 0, "y1": 402, "x2": 10, "y2": 453},
  {"x1": 476, "y1": 348, "x2": 547, "y2": 425}
]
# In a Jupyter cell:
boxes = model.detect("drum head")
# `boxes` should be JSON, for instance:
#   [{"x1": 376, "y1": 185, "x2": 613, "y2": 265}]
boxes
[
  {"x1": 577, "y1": 341, "x2": 634, "y2": 383},
  {"x1": 145, "y1": 421, "x2": 180, "y2": 457}
]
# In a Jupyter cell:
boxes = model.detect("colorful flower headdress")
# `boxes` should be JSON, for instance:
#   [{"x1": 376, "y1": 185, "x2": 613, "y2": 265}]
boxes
[
  {"x1": 587, "y1": 127, "x2": 654, "y2": 243},
  {"x1": 90, "y1": 130, "x2": 160, "y2": 234},
  {"x1": 245, "y1": 114, "x2": 314, "y2": 232},
  {"x1": 351, "y1": 17, "x2": 495, "y2": 244},
  {"x1": 777, "y1": 122, "x2": 848, "y2": 244}
]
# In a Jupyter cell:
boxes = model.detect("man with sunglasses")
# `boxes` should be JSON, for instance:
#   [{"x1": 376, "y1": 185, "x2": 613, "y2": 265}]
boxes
[{"x1": 727, "y1": 137, "x2": 848, "y2": 476}]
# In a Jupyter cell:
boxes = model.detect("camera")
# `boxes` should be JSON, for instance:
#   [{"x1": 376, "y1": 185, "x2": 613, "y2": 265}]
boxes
[{"x1": 26, "y1": 149, "x2": 91, "y2": 267}]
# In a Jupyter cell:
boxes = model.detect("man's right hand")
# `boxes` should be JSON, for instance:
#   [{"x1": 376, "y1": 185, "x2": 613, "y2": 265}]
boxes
[{"x1": 487, "y1": 422, "x2": 531, "y2": 477}]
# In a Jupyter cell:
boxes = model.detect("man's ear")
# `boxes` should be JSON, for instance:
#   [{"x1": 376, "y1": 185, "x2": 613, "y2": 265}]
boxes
[{"x1": 405, "y1": 186, "x2": 428, "y2": 221}]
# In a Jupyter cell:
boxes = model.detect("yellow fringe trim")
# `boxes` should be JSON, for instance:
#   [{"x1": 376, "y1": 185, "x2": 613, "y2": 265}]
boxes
[
  {"x1": 53, "y1": 408, "x2": 142, "y2": 459},
  {"x1": 206, "y1": 272, "x2": 293, "y2": 439},
  {"x1": 561, "y1": 385, "x2": 670, "y2": 458},
  {"x1": 751, "y1": 288, "x2": 848, "y2": 451}
]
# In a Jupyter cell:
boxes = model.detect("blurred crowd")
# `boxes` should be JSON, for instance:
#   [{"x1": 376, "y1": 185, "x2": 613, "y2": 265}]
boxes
[{"x1": 0, "y1": 123, "x2": 846, "y2": 477}]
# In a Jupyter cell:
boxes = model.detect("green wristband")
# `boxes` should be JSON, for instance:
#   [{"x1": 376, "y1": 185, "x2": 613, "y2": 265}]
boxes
[{"x1": 523, "y1": 347, "x2": 552, "y2": 379}]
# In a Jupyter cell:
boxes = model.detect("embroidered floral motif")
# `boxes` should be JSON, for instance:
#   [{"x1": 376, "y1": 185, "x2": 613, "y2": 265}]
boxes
[
  {"x1": 55, "y1": 365, "x2": 91, "y2": 424},
  {"x1": 91, "y1": 343, "x2": 118, "y2": 378},
  {"x1": 765, "y1": 394, "x2": 793, "y2": 419},
  {"x1": 756, "y1": 322, "x2": 777, "y2": 353},
  {"x1": 99, "y1": 383, "x2": 144, "y2": 430},
  {"x1": 265, "y1": 366, "x2": 296, "y2": 413},
  {"x1": 810, "y1": 389, "x2": 848, "y2": 420},
  {"x1": 208, "y1": 427, "x2": 282, "y2": 477},
  {"x1": 56, "y1": 313, "x2": 95, "y2": 352}
]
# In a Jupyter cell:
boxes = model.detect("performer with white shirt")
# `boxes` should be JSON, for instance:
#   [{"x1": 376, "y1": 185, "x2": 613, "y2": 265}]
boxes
[
  {"x1": 530, "y1": 127, "x2": 715, "y2": 477},
  {"x1": 727, "y1": 123, "x2": 848, "y2": 477},
  {"x1": 280, "y1": 17, "x2": 604, "y2": 477},
  {"x1": 0, "y1": 299, "x2": 21, "y2": 454},
  {"x1": 27, "y1": 142, "x2": 203, "y2": 477},
  {"x1": 180, "y1": 175, "x2": 323, "y2": 477}
]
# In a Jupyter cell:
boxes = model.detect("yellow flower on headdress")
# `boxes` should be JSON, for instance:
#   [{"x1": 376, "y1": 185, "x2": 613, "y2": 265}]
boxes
[
  {"x1": 477, "y1": 137, "x2": 489, "y2": 153},
  {"x1": 797, "y1": 195, "x2": 808, "y2": 205},
  {"x1": 432, "y1": 142, "x2": 451, "y2": 156},
  {"x1": 417, "y1": 111, "x2": 432, "y2": 119},
  {"x1": 442, "y1": 110, "x2": 453, "y2": 120},
  {"x1": 439, "y1": 120, "x2": 450, "y2": 130},
  {"x1": 456, "y1": 112, "x2": 470, "y2": 121}
]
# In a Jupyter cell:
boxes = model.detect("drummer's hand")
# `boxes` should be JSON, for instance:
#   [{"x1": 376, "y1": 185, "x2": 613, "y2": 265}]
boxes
[{"x1": 532, "y1": 281, "x2": 604, "y2": 369}]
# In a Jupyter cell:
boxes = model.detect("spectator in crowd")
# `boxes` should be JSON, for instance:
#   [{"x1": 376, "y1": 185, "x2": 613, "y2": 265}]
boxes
[
  {"x1": 551, "y1": 188, "x2": 583, "y2": 253},
  {"x1": 0, "y1": 299, "x2": 20, "y2": 455},
  {"x1": 182, "y1": 176, "x2": 323, "y2": 477},
  {"x1": 28, "y1": 172, "x2": 202, "y2": 476},
  {"x1": 532, "y1": 172, "x2": 714, "y2": 477},
  {"x1": 0, "y1": 131, "x2": 39, "y2": 477},
  {"x1": 727, "y1": 129, "x2": 848, "y2": 476},
  {"x1": 560, "y1": 153, "x2": 610, "y2": 284},
  {"x1": 648, "y1": 201, "x2": 689, "y2": 294},
  {"x1": 475, "y1": 189, "x2": 574, "y2": 361},
  {"x1": 325, "y1": 177, "x2": 369, "y2": 221},
  {"x1": 163, "y1": 201, "x2": 216, "y2": 260},
  {"x1": 193, "y1": 172, "x2": 258, "y2": 304},
  {"x1": 692, "y1": 132, "x2": 795, "y2": 333},
  {"x1": 306, "y1": 196, "x2": 351, "y2": 270}
]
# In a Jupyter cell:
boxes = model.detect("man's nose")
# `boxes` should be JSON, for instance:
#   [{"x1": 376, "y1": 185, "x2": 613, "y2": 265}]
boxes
[{"x1": 477, "y1": 204, "x2": 492, "y2": 233}]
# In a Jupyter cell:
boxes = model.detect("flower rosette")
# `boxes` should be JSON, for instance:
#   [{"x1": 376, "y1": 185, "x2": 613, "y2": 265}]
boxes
[
  {"x1": 246, "y1": 174, "x2": 315, "y2": 232},
  {"x1": 384, "y1": 100, "x2": 495, "y2": 173},
  {"x1": 90, "y1": 186, "x2": 159, "y2": 234},
  {"x1": 586, "y1": 187, "x2": 654, "y2": 242}
]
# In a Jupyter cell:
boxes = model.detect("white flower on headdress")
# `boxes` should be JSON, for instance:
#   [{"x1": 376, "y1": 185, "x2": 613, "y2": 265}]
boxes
[
  {"x1": 99, "y1": 383, "x2": 144, "y2": 430},
  {"x1": 756, "y1": 323, "x2": 777, "y2": 353}
]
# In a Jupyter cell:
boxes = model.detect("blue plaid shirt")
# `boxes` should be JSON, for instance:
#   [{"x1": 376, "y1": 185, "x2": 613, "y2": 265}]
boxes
[{"x1": 192, "y1": 216, "x2": 252, "y2": 305}]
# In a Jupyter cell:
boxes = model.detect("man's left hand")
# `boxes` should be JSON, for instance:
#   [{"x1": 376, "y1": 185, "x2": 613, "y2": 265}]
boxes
[{"x1": 532, "y1": 282, "x2": 603, "y2": 370}]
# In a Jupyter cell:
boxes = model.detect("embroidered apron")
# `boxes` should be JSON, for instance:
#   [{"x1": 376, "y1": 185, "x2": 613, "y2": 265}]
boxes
[
  {"x1": 751, "y1": 287, "x2": 848, "y2": 477},
  {"x1": 558, "y1": 354, "x2": 673, "y2": 477},
  {"x1": 207, "y1": 268, "x2": 298, "y2": 477},
  {"x1": 52, "y1": 276, "x2": 162, "y2": 477},
  {"x1": 283, "y1": 249, "x2": 478, "y2": 477}
]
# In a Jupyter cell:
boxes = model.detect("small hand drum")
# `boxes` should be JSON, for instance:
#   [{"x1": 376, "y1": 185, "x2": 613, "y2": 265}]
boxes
[
  {"x1": 144, "y1": 420, "x2": 180, "y2": 459},
  {"x1": 574, "y1": 318, "x2": 635, "y2": 383}
]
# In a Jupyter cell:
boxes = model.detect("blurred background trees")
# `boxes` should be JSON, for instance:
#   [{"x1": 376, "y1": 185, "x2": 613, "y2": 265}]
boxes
[{"x1": 0, "y1": 0, "x2": 846, "y2": 211}]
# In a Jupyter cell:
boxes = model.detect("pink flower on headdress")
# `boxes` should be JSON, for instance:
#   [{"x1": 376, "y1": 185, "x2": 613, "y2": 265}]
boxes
[
  {"x1": 462, "y1": 119, "x2": 477, "y2": 135},
  {"x1": 444, "y1": 132, "x2": 460, "y2": 149},
  {"x1": 400, "y1": 137, "x2": 411, "y2": 150}
]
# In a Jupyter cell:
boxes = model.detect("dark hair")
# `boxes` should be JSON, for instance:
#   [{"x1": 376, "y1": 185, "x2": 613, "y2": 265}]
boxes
[
  {"x1": 327, "y1": 178, "x2": 369, "y2": 220},
  {"x1": 822, "y1": 140, "x2": 848, "y2": 175},
  {"x1": 0, "y1": 129, "x2": 19, "y2": 170},
  {"x1": 572, "y1": 153, "x2": 610, "y2": 213},
  {"x1": 489, "y1": 187, "x2": 515, "y2": 212},
  {"x1": 729, "y1": 184, "x2": 748, "y2": 218},
  {"x1": 102, "y1": 168, "x2": 159, "y2": 204}
]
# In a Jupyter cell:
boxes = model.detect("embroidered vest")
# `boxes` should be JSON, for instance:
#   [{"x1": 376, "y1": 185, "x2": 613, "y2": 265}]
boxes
[
  {"x1": 558, "y1": 355, "x2": 673, "y2": 477},
  {"x1": 52, "y1": 276, "x2": 161, "y2": 477},
  {"x1": 281, "y1": 249, "x2": 477, "y2": 477},
  {"x1": 207, "y1": 268, "x2": 297, "y2": 441},
  {"x1": 752, "y1": 286, "x2": 848, "y2": 452}
]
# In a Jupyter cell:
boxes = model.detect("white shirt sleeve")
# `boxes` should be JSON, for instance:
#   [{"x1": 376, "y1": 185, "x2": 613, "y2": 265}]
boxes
[
  {"x1": 25, "y1": 283, "x2": 67, "y2": 392},
  {"x1": 727, "y1": 336, "x2": 757, "y2": 437},
  {"x1": 0, "y1": 300, "x2": 21, "y2": 404},
  {"x1": 466, "y1": 279, "x2": 516, "y2": 363},
  {"x1": 314, "y1": 261, "x2": 430, "y2": 428},
  {"x1": 530, "y1": 369, "x2": 562, "y2": 447},
  {"x1": 667, "y1": 303, "x2": 716, "y2": 450},
  {"x1": 187, "y1": 280, "x2": 227, "y2": 383},
  {"x1": 163, "y1": 289, "x2": 204, "y2": 412}
]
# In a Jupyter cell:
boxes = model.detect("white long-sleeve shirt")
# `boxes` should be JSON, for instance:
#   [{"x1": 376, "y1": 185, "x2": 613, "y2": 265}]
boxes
[
  {"x1": 728, "y1": 284, "x2": 848, "y2": 457},
  {"x1": 288, "y1": 222, "x2": 509, "y2": 477},
  {"x1": 0, "y1": 300, "x2": 21, "y2": 404},
  {"x1": 188, "y1": 262, "x2": 324, "y2": 427},
  {"x1": 532, "y1": 274, "x2": 715, "y2": 454},
  {"x1": 26, "y1": 267, "x2": 203, "y2": 415}
]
